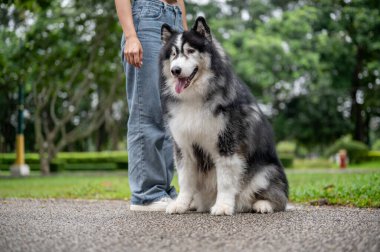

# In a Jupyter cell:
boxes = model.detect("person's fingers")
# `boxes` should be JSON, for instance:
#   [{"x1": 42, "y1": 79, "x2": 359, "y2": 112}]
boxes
[
  {"x1": 125, "y1": 44, "x2": 143, "y2": 67},
  {"x1": 124, "y1": 48, "x2": 132, "y2": 65},
  {"x1": 139, "y1": 48, "x2": 143, "y2": 67},
  {"x1": 127, "y1": 50, "x2": 136, "y2": 67},
  {"x1": 125, "y1": 53, "x2": 129, "y2": 65},
  {"x1": 126, "y1": 52, "x2": 132, "y2": 66},
  {"x1": 124, "y1": 36, "x2": 143, "y2": 68},
  {"x1": 132, "y1": 51, "x2": 139, "y2": 67}
]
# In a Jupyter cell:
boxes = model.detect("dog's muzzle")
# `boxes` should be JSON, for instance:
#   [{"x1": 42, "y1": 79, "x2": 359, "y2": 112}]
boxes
[{"x1": 174, "y1": 67, "x2": 198, "y2": 94}]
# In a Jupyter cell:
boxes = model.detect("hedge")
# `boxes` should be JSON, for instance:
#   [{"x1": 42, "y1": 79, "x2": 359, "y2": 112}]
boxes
[
  {"x1": 276, "y1": 141, "x2": 296, "y2": 155},
  {"x1": 372, "y1": 139, "x2": 380, "y2": 151},
  {"x1": 366, "y1": 151, "x2": 380, "y2": 161},
  {"x1": 325, "y1": 137, "x2": 369, "y2": 163},
  {"x1": 0, "y1": 151, "x2": 297, "y2": 171},
  {"x1": 0, "y1": 151, "x2": 128, "y2": 171},
  {"x1": 279, "y1": 155, "x2": 294, "y2": 168}
]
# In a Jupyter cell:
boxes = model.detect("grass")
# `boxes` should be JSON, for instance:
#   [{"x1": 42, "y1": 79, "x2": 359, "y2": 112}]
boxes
[
  {"x1": 348, "y1": 160, "x2": 380, "y2": 169},
  {"x1": 288, "y1": 171, "x2": 380, "y2": 208},
  {"x1": 292, "y1": 159, "x2": 380, "y2": 169},
  {"x1": 0, "y1": 172, "x2": 130, "y2": 200},
  {"x1": 0, "y1": 170, "x2": 379, "y2": 208}
]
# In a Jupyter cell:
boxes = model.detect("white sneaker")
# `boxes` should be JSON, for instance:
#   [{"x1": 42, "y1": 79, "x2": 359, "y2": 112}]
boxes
[{"x1": 130, "y1": 197, "x2": 173, "y2": 212}]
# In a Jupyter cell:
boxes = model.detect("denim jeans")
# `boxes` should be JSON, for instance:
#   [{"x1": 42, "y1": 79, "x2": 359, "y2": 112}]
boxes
[{"x1": 120, "y1": 0, "x2": 183, "y2": 205}]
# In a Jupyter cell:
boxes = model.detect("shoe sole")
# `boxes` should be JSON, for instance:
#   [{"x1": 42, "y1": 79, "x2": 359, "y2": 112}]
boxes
[{"x1": 130, "y1": 200, "x2": 172, "y2": 212}]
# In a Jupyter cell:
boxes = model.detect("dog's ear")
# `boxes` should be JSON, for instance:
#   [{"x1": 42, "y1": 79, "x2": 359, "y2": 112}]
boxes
[
  {"x1": 192, "y1": 16, "x2": 212, "y2": 41},
  {"x1": 161, "y1": 24, "x2": 174, "y2": 45}
]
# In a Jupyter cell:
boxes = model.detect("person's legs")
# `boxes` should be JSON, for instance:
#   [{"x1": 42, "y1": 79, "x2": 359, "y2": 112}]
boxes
[
  {"x1": 121, "y1": 0, "x2": 183, "y2": 207},
  {"x1": 163, "y1": 3, "x2": 184, "y2": 200}
]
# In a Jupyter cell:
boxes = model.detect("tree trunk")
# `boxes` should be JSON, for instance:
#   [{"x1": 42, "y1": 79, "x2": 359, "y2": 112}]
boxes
[
  {"x1": 96, "y1": 123, "x2": 106, "y2": 151},
  {"x1": 111, "y1": 128, "x2": 118, "y2": 150},
  {"x1": 364, "y1": 111, "x2": 370, "y2": 145},
  {"x1": 351, "y1": 89, "x2": 364, "y2": 141},
  {"x1": 34, "y1": 108, "x2": 49, "y2": 175},
  {"x1": 350, "y1": 46, "x2": 367, "y2": 143},
  {"x1": 39, "y1": 150, "x2": 50, "y2": 175}
]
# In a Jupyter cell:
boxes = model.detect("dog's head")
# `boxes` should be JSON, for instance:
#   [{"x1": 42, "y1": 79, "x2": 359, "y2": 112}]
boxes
[{"x1": 160, "y1": 17, "x2": 213, "y2": 97}]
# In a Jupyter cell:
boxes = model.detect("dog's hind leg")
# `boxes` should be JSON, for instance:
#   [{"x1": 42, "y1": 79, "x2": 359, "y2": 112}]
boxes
[
  {"x1": 210, "y1": 154, "x2": 244, "y2": 215},
  {"x1": 253, "y1": 185, "x2": 288, "y2": 213},
  {"x1": 251, "y1": 166, "x2": 288, "y2": 213}
]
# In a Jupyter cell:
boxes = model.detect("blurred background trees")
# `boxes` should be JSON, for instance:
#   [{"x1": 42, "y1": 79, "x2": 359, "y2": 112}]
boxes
[
  {"x1": 1, "y1": 0, "x2": 379, "y2": 172},
  {"x1": 187, "y1": 0, "x2": 380, "y2": 149},
  {"x1": 1, "y1": 0, "x2": 128, "y2": 172}
]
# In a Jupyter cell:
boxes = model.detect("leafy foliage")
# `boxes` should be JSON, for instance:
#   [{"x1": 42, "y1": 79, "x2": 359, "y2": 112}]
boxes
[
  {"x1": 325, "y1": 136, "x2": 369, "y2": 163},
  {"x1": 372, "y1": 140, "x2": 380, "y2": 151},
  {"x1": 1, "y1": 0, "x2": 379, "y2": 164},
  {"x1": 1, "y1": 0, "x2": 128, "y2": 173},
  {"x1": 197, "y1": 0, "x2": 380, "y2": 148}
]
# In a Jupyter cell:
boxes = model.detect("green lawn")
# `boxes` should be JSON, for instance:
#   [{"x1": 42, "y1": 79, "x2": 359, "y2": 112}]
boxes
[
  {"x1": 288, "y1": 171, "x2": 380, "y2": 207},
  {"x1": 0, "y1": 170, "x2": 379, "y2": 208},
  {"x1": 0, "y1": 172, "x2": 130, "y2": 200}
]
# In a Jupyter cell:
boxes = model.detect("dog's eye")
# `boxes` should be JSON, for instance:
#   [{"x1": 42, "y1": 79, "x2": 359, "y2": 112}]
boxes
[
  {"x1": 187, "y1": 48, "x2": 195, "y2": 54},
  {"x1": 171, "y1": 50, "x2": 176, "y2": 57}
]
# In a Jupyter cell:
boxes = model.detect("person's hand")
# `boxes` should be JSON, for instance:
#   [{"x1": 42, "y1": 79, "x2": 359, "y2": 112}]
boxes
[{"x1": 124, "y1": 35, "x2": 143, "y2": 68}]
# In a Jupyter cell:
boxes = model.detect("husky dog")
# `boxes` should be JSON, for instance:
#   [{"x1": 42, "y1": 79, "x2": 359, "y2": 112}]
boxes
[{"x1": 159, "y1": 17, "x2": 288, "y2": 215}]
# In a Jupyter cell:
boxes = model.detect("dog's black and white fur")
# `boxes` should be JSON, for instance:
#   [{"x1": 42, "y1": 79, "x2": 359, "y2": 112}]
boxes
[{"x1": 159, "y1": 17, "x2": 288, "y2": 215}]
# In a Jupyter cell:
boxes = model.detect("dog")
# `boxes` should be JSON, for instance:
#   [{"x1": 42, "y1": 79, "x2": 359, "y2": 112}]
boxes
[{"x1": 159, "y1": 17, "x2": 288, "y2": 215}]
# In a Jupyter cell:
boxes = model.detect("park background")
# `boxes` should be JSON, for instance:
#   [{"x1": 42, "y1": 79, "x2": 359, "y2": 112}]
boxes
[{"x1": 0, "y1": 0, "x2": 379, "y2": 207}]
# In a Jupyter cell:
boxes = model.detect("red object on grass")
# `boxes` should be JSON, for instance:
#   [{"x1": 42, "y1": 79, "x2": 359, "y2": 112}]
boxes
[{"x1": 339, "y1": 150, "x2": 347, "y2": 169}]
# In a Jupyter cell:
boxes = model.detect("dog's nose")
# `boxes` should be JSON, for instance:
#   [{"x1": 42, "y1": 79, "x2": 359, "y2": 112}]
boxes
[{"x1": 171, "y1": 67, "x2": 182, "y2": 76}]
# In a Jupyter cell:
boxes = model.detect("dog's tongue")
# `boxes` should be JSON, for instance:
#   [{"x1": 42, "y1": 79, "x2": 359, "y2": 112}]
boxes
[{"x1": 175, "y1": 78, "x2": 187, "y2": 94}]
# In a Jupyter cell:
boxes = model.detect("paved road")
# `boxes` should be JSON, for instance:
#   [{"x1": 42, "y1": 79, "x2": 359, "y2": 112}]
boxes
[{"x1": 0, "y1": 199, "x2": 379, "y2": 252}]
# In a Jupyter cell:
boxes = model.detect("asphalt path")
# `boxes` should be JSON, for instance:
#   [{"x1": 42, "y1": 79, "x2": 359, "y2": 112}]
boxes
[{"x1": 0, "y1": 199, "x2": 379, "y2": 252}]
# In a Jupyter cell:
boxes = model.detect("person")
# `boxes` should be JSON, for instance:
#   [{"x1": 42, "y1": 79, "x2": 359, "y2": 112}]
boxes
[{"x1": 115, "y1": 0, "x2": 188, "y2": 211}]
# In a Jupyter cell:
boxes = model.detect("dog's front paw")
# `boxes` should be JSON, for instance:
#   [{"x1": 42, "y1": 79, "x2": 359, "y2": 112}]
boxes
[
  {"x1": 166, "y1": 201, "x2": 189, "y2": 214},
  {"x1": 253, "y1": 200, "x2": 274, "y2": 214},
  {"x1": 210, "y1": 203, "x2": 234, "y2": 216}
]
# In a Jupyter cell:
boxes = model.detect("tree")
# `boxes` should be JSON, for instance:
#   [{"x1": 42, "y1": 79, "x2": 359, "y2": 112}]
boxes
[
  {"x1": 314, "y1": 0, "x2": 380, "y2": 144},
  {"x1": 2, "y1": 0, "x2": 127, "y2": 174},
  {"x1": 198, "y1": 0, "x2": 379, "y2": 147}
]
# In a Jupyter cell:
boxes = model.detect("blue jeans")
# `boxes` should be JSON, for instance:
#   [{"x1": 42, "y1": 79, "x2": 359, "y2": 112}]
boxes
[{"x1": 120, "y1": 0, "x2": 183, "y2": 205}]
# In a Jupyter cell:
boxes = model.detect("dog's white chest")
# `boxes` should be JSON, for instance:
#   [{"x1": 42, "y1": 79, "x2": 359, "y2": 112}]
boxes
[{"x1": 168, "y1": 102, "x2": 224, "y2": 150}]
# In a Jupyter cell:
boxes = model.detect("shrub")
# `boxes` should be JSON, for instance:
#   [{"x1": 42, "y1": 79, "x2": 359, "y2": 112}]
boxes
[
  {"x1": 325, "y1": 136, "x2": 368, "y2": 164},
  {"x1": 64, "y1": 163, "x2": 118, "y2": 171},
  {"x1": 293, "y1": 158, "x2": 335, "y2": 169},
  {"x1": 0, "y1": 151, "x2": 128, "y2": 171},
  {"x1": 0, "y1": 153, "x2": 40, "y2": 165},
  {"x1": 279, "y1": 155, "x2": 294, "y2": 168},
  {"x1": 277, "y1": 141, "x2": 295, "y2": 168},
  {"x1": 276, "y1": 141, "x2": 296, "y2": 155},
  {"x1": 372, "y1": 139, "x2": 380, "y2": 151},
  {"x1": 367, "y1": 151, "x2": 380, "y2": 161}
]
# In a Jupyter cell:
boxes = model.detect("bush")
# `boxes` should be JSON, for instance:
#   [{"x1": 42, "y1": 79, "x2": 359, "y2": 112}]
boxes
[
  {"x1": 325, "y1": 136, "x2": 368, "y2": 164},
  {"x1": 0, "y1": 153, "x2": 40, "y2": 165},
  {"x1": 64, "y1": 163, "x2": 118, "y2": 171},
  {"x1": 0, "y1": 151, "x2": 128, "y2": 171},
  {"x1": 372, "y1": 139, "x2": 380, "y2": 151},
  {"x1": 279, "y1": 155, "x2": 294, "y2": 168},
  {"x1": 277, "y1": 141, "x2": 295, "y2": 168},
  {"x1": 367, "y1": 151, "x2": 380, "y2": 161},
  {"x1": 293, "y1": 158, "x2": 335, "y2": 169},
  {"x1": 276, "y1": 141, "x2": 296, "y2": 155}
]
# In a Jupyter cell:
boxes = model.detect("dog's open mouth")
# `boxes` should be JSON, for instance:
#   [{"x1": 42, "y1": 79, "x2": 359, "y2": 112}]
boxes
[{"x1": 175, "y1": 67, "x2": 198, "y2": 94}]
